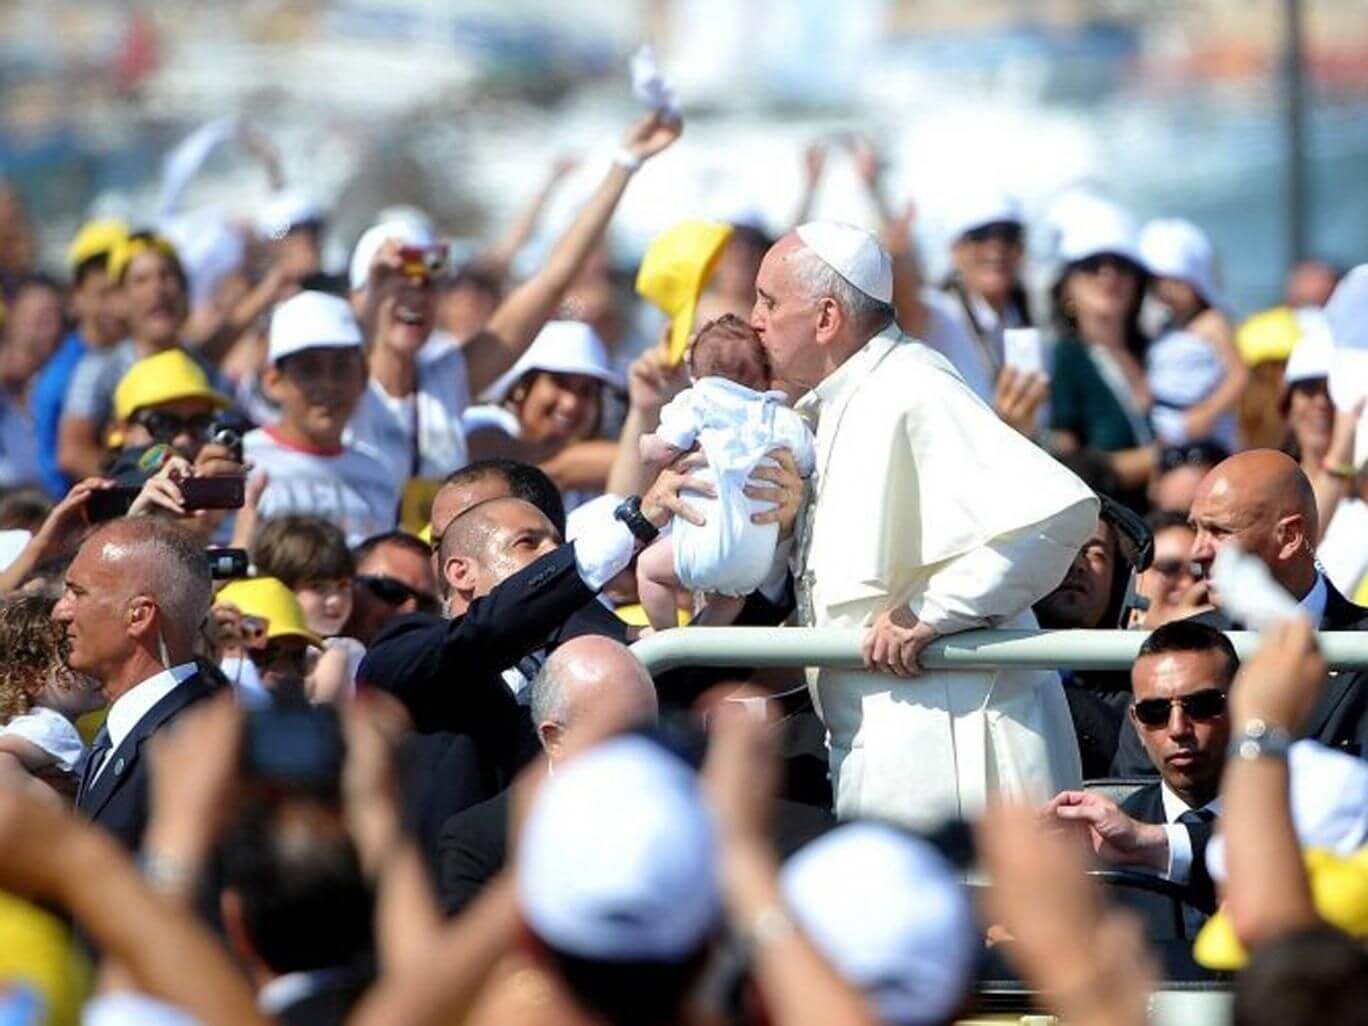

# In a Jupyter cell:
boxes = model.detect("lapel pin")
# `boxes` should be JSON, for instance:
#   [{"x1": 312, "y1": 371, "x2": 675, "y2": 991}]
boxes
[{"x1": 114, "y1": 757, "x2": 126, "y2": 776}]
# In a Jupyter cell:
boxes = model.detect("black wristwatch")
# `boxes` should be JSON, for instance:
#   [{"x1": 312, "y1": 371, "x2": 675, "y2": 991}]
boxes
[{"x1": 614, "y1": 495, "x2": 660, "y2": 544}]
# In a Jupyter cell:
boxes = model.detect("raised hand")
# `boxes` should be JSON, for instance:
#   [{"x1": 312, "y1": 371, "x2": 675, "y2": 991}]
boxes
[{"x1": 621, "y1": 111, "x2": 683, "y2": 163}]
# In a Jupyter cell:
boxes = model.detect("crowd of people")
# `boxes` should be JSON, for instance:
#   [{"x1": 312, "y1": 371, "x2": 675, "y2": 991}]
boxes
[{"x1": 0, "y1": 93, "x2": 1364, "y2": 1026}]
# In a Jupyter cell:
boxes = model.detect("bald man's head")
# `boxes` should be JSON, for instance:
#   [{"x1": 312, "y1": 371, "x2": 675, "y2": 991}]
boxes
[
  {"x1": 529, "y1": 636, "x2": 659, "y2": 760},
  {"x1": 1189, "y1": 449, "x2": 1320, "y2": 599},
  {"x1": 437, "y1": 496, "x2": 561, "y2": 614}
]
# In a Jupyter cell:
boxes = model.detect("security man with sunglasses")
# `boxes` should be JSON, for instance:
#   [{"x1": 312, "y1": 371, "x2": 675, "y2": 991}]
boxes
[{"x1": 1046, "y1": 620, "x2": 1235, "y2": 933}]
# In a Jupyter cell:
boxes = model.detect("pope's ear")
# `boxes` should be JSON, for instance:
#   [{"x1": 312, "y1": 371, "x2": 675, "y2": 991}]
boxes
[{"x1": 813, "y1": 296, "x2": 844, "y2": 345}]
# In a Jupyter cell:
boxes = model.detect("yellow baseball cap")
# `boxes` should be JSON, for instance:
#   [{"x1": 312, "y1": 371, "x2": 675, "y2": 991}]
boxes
[
  {"x1": 1194, "y1": 846, "x2": 1368, "y2": 970},
  {"x1": 106, "y1": 231, "x2": 183, "y2": 285},
  {"x1": 1237, "y1": 305, "x2": 1301, "y2": 367},
  {"x1": 216, "y1": 577, "x2": 324, "y2": 648},
  {"x1": 113, "y1": 348, "x2": 231, "y2": 423},
  {"x1": 635, "y1": 220, "x2": 734, "y2": 366},
  {"x1": 66, "y1": 218, "x2": 129, "y2": 270}
]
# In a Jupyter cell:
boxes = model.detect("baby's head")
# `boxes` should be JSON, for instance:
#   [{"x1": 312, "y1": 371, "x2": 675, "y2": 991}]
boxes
[
  {"x1": 0, "y1": 593, "x2": 65, "y2": 724},
  {"x1": 687, "y1": 314, "x2": 772, "y2": 392}
]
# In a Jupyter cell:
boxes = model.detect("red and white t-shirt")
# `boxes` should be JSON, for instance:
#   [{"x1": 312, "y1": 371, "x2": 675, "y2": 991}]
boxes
[{"x1": 244, "y1": 427, "x2": 400, "y2": 545}]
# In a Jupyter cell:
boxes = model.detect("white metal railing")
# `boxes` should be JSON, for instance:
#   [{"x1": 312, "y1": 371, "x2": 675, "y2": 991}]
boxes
[{"x1": 630, "y1": 627, "x2": 1368, "y2": 674}]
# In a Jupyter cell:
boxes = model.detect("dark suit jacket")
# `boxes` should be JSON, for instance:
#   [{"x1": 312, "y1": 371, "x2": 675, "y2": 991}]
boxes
[
  {"x1": 437, "y1": 785, "x2": 836, "y2": 917},
  {"x1": 1120, "y1": 783, "x2": 1218, "y2": 915},
  {"x1": 1112, "y1": 579, "x2": 1368, "y2": 775},
  {"x1": 76, "y1": 671, "x2": 216, "y2": 852},
  {"x1": 272, "y1": 970, "x2": 370, "y2": 1026}
]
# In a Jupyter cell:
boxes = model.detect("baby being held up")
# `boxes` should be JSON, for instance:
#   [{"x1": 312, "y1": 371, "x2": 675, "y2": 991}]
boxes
[{"x1": 637, "y1": 314, "x2": 816, "y2": 631}]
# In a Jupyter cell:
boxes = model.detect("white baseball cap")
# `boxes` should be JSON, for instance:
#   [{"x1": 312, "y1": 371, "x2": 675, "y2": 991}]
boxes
[
  {"x1": 781, "y1": 823, "x2": 976, "y2": 1026},
  {"x1": 348, "y1": 218, "x2": 438, "y2": 292},
  {"x1": 1207, "y1": 740, "x2": 1368, "y2": 883},
  {"x1": 517, "y1": 734, "x2": 720, "y2": 961},
  {"x1": 481, "y1": 320, "x2": 624, "y2": 404},
  {"x1": 268, "y1": 291, "x2": 364, "y2": 365},
  {"x1": 257, "y1": 187, "x2": 325, "y2": 241},
  {"x1": 945, "y1": 188, "x2": 1024, "y2": 244},
  {"x1": 1053, "y1": 198, "x2": 1146, "y2": 270},
  {"x1": 1139, "y1": 218, "x2": 1224, "y2": 308},
  {"x1": 795, "y1": 220, "x2": 893, "y2": 305}
]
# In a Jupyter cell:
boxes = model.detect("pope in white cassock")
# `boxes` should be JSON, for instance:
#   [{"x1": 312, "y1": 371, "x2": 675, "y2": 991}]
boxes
[{"x1": 750, "y1": 221, "x2": 1099, "y2": 827}]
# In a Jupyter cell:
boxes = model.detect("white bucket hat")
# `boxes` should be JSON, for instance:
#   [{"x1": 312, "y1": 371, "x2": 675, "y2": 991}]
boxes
[
  {"x1": 945, "y1": 187, "x2": 1024, "y2": 244},
  {"x1": 1139, "y1": 218, "x2": 1225, "y2": 309},
  {"x1": 1053, "y1": 197, "x2": 1146, "y2": 271},
  {"x1": 781, "y1": 822, "x2": 977, "y2": 1026},
  {"x1": 517, "y1": 734, "x2": 720, "y2": 961},
  {"x1": 481, "y1": 320, "x2": 624, "y2": 404},
  {"x1": 257, "y1": 187, "x2": 325, "y2": 241}
]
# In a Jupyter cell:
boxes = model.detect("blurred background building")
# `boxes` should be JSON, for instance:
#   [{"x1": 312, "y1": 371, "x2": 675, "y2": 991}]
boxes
[{"x1": 3, "y1": 0, "x2": 1367, "y2": 312}]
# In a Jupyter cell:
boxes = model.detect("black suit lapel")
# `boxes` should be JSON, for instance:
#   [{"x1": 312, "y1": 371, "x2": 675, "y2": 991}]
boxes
[
  {"x1": 80, "y1": 674, "x2": 210, "y2": 821},
  {"x1": 1319, "y1": 579, "x2": 1368, "y2": 631}
]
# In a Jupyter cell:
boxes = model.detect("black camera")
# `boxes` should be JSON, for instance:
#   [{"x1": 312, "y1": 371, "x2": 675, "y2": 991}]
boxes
[{"x1": 208, "y1": 410, "x2": 253, "y2": 464}]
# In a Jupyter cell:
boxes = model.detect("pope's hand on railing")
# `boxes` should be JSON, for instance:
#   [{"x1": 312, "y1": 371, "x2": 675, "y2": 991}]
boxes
[{"x1": 862, "y1": 606, "x2": 937, "y2": 677}]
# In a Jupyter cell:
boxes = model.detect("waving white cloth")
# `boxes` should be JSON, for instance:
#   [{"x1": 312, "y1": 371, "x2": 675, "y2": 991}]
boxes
[{"x1": 630, "y1": 45, "x2": 680, "y2": 120}]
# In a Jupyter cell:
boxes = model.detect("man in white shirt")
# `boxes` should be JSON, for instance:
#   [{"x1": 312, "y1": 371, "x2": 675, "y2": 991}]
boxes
[
  {"x1": 346, "y1": 112, "x2": 684, "y2": 514},
  {"x1": 55, "y1": 517, "x2": 216, "y2": 851},
  {"x1": 750, "y1": 220, "x2": 1098, "y2": 827},
  {"x1": 1045, "y1": 620, "x2": 1234, "y2": 930},
  {"x1": 245, "y1": 291, "x2": 400, "y2": 546}
]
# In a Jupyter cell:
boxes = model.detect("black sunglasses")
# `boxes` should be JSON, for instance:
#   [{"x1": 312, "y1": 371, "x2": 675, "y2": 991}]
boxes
[
  {"x1": 1159, "y1": 441, "x2": 1231, "y2": 474},
  {"x1": 132, "y1": 410, "x2": 216, "y2": 443},
  {"x1": 357, "y1": 574, "x2": 439, "y2": 614},
  {"x1": 1132, "y1": 688, "x2": 1228, "y2": 728},
  {"x1": 963, "y1": 221, "x2": 1023, "y2": 245},
  {"x1": 1072, "y1": 253, "x2": 1140, "y2": 276}
]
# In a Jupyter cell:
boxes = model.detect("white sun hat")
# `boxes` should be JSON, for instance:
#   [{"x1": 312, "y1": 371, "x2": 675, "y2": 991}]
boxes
[
  {"x1": 781, "y1": 822, "x2": 977, "y2": 1026},
  {"x1": 517, "y1": 734, "x2": 720, "y2": 961},
  {"x1": 945, "y1": 187, "x2": 1024, "y2": 244},
  {"x1": 268, "y1": 290, "x2": 364, "y2": 364},
  {"x1": 481, "y1": 320, "x2": 624, "y2": 404},
  {"x1": 1283, "y1": 310, "x2": 1335, "y2": 387},
  {"x1": 348, "y1": 218, "x2": 438, "y2": 292},
  {"x1": 1053, "y1": 197, "x2": 1146, "y2": 271},
  {"x1": 795, "y1": 220, "x2": 894, "y2": 304},
  {"x1": 257, "y1": 187, "x2": 325, "y2": 241},
  {"x1": 1139, "y1": 218, "x2": 1225, "y2": 308}
]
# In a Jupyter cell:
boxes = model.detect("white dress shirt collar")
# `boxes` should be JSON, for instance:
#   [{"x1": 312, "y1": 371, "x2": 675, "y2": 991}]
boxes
[
  {"x1": 797, "y1": 323, "x2": 902, "y2": 420},
  {"x1": 1159, "y1": 779, "x2": 1222, "y2": 822},
  {"x1": 104, "y1": 663, "x2": 197, "y2": 752},
  {"x1": 1298, "y1": 572, "x2": 1329, "y2": 624}
]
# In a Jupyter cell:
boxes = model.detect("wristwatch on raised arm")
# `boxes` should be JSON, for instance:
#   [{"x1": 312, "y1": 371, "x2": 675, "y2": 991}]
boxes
[
  {"x1": 1228, "y1": 717, "x2": 1294, "y2": 762},
  {"x1": 614, "y1": 495, "x2": 660, "y2": 544}
]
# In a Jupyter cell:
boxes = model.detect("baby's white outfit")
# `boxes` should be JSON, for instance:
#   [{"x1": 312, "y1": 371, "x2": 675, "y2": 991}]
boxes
[
  {"x1": 1147, "y1": 328, "x2": 1237, "y2": 450},
  {"x1": 0, "y1": 705, "x2": 85, "y2": 772},
  {"x1": 654, "y1": 377, "x2": 816, "y2": 596}
]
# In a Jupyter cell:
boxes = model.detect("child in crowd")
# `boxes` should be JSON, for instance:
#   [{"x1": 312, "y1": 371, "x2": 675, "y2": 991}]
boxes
[
  {"x1": 0, "y1": 593, "x2": 105, "y2": 800},
  {"x1": 635, "y1": 314, "x2": 815, "y2": 631},
  {"x1": 244, "y1": 290, "x2": 400, "y2": 547},
  {"x1": 249, "y1": 513, "x2": 365, "y2": 703},
  {"x1": 1139, "y1": 218, "x2": 1247, "y2": 451}
]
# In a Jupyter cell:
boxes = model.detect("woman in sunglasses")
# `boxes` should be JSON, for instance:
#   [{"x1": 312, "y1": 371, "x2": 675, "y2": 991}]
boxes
[{"x1": 1047, "y1": 200, "x2": 1156, "y2": 495}]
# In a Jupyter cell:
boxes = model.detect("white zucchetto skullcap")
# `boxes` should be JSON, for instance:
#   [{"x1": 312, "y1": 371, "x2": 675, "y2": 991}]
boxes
[{"x1": 795, "y1": 221, "x2": 893, "y2": 305}]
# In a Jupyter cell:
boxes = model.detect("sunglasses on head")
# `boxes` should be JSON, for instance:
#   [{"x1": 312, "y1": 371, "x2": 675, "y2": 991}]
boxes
[
  {"x1": 358, "y1": 574, "x2": 439, "y2": 614},
  {"x1": 1072, "y1": 253, "x2": 1139, "y2": 276},
  {"x1": 132, "y1": 410, "x2": 216, "y2": 443},
  {"x1": 1132, "y1": 687, "x2": 1227, "y2": 728},
  {"x1": 963, "y1": 221, "x2": 1023, "y2": 246},
  {"x1": 1159, "y1": 441, "x2": 1230, "y2": 474}
]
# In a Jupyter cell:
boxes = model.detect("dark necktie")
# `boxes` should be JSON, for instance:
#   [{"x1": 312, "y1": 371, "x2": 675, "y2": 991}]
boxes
[
  {"x1": 1176, "y1": 808, "x2": 1216, "y2": 936},
  {"x1": 77, "y1": 726, "x2": 112, "y2": 806}
]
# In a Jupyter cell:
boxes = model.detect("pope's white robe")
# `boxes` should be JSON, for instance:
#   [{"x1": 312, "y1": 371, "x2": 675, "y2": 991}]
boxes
[{"x1": 793, "y1": 326, "x2": 1098, "y2": 827}]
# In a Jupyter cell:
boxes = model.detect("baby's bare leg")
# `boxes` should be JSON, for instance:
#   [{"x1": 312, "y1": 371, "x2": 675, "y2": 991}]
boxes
[{"x1": 637, "y1": 536, "x2": 685, "y2": 631}]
